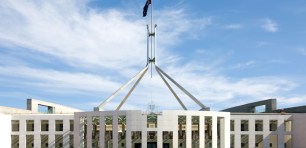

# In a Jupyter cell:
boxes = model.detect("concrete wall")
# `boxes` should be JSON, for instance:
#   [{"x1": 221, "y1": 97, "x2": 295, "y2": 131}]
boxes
[
  {"x1": 223, "y1": 99, "x2": 277, "y2": 113},
  {"x1": 0, "y1": 114, "x2": 11, "y2": 148},
  {"x1": 231, "y1": 113, "x2": 292, "y2": 148},
  {"x1": 292, "y1": 113, "x2": 306, "y2": 147},
  {"x1": 27, "y1": 99, "x2": 82, "y2": 114},
  {"x1": 0, "y1": 106, "x2": 36, "y2": 114},
  {"x1": 11, "y1": 114, "x2": 74, "y2": 148}
]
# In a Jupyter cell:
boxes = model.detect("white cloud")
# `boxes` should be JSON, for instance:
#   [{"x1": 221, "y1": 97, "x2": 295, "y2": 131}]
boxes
[
  {"x1": 232, "y1": 61, "x2": 256, "y2": 69},
  {"x1": 225, "y1": 24, "x2": 242, "y2": 29},
  {"x1": 261, "y1": 18, "x2": 278, "y2": 32},
  {"x1": 0, "y1": 0, "x2": 303, "y2": 111},
  {"x1": 0, "y1": 66, "x2": 121, "y2": 94}
]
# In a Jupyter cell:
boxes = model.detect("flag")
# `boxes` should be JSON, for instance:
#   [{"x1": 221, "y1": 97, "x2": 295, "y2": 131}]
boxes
[{"x1": 143, "y1": 0, "x2": 151, "y2": 17}]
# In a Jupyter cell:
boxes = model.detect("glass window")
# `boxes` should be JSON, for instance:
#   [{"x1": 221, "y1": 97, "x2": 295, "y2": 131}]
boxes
[{"x1": 12, "y1": 120, "x2": 19, "y2": 131}]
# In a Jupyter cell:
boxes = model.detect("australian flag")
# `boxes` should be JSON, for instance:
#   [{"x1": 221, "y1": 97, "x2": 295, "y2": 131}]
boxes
[{"x1": 143, "y1": 0, "x2": 151, "y2": 17}]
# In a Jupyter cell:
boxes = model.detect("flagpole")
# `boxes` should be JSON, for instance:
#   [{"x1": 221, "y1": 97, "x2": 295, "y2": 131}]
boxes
[{"x1": 150, "y1": 0, "x2": 153, "y2": 77}]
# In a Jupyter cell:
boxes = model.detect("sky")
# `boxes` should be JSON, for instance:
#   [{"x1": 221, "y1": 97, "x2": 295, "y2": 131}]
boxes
[{"x1": 0, "y1": 0, "x2": 306, "y2": 111}]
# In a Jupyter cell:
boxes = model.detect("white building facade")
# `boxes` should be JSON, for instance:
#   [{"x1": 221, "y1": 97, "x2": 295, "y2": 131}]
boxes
[
  {"x1": 74, "y1": 110, "x2": 230, "y2": 148},
  {"x1": 2, "y1": 99, "x2": 306, "y2": 148}
]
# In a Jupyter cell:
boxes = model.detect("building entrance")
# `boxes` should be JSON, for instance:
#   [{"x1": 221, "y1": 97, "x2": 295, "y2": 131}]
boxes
[
  {"x1": 134, "y1": 143, "x2": 141, "y2": 148},
  {"x1": 163, "y1": 143, "x2": 170, "y2": 148},
  {"x1": 147, "y1": 142, "x2": 157, "y2": 148}
]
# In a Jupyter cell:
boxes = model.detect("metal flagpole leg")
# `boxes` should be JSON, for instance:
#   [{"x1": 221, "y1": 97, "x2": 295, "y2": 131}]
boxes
[
  {"x1": 147, "y1": 25, "x2": 149, "y2": 65},
  {"x1": 116, "y1": 67, "x2": 149, "y2": 111},
  {"x1": 155, "y1": 66, "x2": 208, "y2": 110},
  {"x1": 97, "y1": 66, "x2": 149, "y2": 110},
  {"x1": 155, "y1": 65, "x2": 187, "y2": 110}
]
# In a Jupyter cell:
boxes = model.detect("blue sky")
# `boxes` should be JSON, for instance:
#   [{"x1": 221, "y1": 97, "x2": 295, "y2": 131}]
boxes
[{"x1": 0, "y1": 0, "x2": 306, "y2": 111}]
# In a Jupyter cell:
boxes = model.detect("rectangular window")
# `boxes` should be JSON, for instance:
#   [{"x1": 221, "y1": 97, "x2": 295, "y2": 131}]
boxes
[
  {"x1": 41, "y1": 120, "x2": 49, "y2": 131},
  {"x1": 284, "y1": 120, "x2": 292, "y2": 132},
  {"x1": 69, "y1": 134, "x2": 74, "y2": 148},
  {"x1": 70, "y1": 120, "x2": 74, "y2": 131},
  {"x1": 230, "y1": 120, "x2": 235, "y2": 131},
  {"x1": 26, "y1": 135, "x2": 34, "y2": 148},
  {"x1": 56, "y1": 120, "x2": 63, "y2": 131},
  {"x1": 11, "y1": 135, "x2": 19, "y2": 148},
  {"x1": 270, "y1": 135, "x2": 278, "y2": 148},
  {"x1": 255, "y1": 134, "x2": 263, "y2": 148},
  {"x1": 284, "y1": 135, "x2": 292, "y2": 148},
  {"x1": 105, "y1": 116, "x2": 113, "y2": 148},
  {"x1": 131, "y1": 131, "x2": 142, "y2": 147},
  {"x1": 255, "y1": 120, "x2": 263, "y2": 131},
  {"x1": 241, "y1": 134, "x2": 248, "y2": 148},
  {"x1": 269, "y1": 120, "x2": 277, "y2": 131},
  {"x1": 26, "y1": 120, "x2": 34, "y2": 131},
  {"x1": 55, "y1": 134, "x2": 63, "y2": 148},
  {"x1": 80, "y1": 117, "x2": 87, "y2": 148},
  {"x1": 230, "y1": 134, "x2": 234, "y2": 148},
  {"x1": 41, "y1": 135, "x2": 48, "y2": 148},
  {"x1": 205, "y1": 116, "x2": 212, "y2": 148},
  {"x1": 118, "y1": 116, "x2": 126, "y2": 148},
  {"x1": 241, "y1": 120, "x2": 249, "y2": 131},
  {"x1": 92, "y1": 116, "x2": 100, "y2": 148},
  {"x1": 192, "y1": 116, "x2": 199, "y2": 148},
  {"x1": 178, "y1": 116, "x2": 186, "y2": 147},
  {"x1": 12, "y1": 120, "x2": 19, "y2": 131}
]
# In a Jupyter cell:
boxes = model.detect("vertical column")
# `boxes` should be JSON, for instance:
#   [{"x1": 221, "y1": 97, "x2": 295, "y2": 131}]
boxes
[
  {"x1": 219, "y1": 117, "x2": 225, "y2": 148},
  {"x1": 87, "y1": 115, "x2": 92, "y2": 148},
  {"x1": 113, "y1": 114, "x2": 118, "y2": 148},
  {"x1": 223, "y1": 115, "x2": 230, "y2": 148},
  {"x1": 249, "y1": 119, "x2": 255, "y2": 147},
  {"x1": 234, "y1": 119, "x2": 240, "y2": 148},
  {"x1": 99, "y1": 115, "x2": 105, "y2": 148},
  {"x1": 277, "y1": 119, "x2": 285, "y2": 148},
  {"x1": 19, "y1": 119, "x2": 26, "y2": 148},
  {"x1": 186, "y1": 115, "x2": 192, "y2": 148},
  {"x1": 173, "y1": 130, "x2": 178, "y2": 148},
  {"x1": 142, "y1": 130, "x2": 147, "y2": 148},
  {"x1": 263, "y1": 119, "x2": 270, "y2": 148},
  {"x1": 142, "y1": 115, "x2": 147, "y2": 148},
  {"x1": 34, "y1": 119, "x2": 40, "y2": 148},
  {"x1": 126, "y1": 130, "x2": 131, "y2": 148},
  {"x1": 49, "y1": 119, "x2": 55, "y2": 148},
  {"x1": 63, "y1": 119, "x2": 70, "y2": 147},
  {"x1": 212, "y1": 116, "x2": 217, "y2": 148},
  {"x1": 74, "y1": 114, "x2": 80, "y2": 148},
  {"x1": 199, "y1": 116, "x2": 205, "y2": 148},
  {"x1": 158, "y1": 131, "x2": 162, "y2": 148}
]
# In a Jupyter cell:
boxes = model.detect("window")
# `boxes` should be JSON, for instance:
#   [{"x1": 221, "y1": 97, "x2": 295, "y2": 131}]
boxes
[
  {"x1": 26, "y1": 120, "x2": 34, "y2": 131},
  {"x1": 41, "y1": 135, "x2": 48, "y2": 148},
  {"x1": 241, "y1": 135, "x2": 249, "y2": 148},
  {"x1": 41, "y1": 120, "x2": 49, "y2": 131},
  {"x1": 269, "y1": 120, "x2": 277, "y2": 131},
  {"x1": 230, "y1": 120, "x2": 235, "y2": 131},
  {"x1": 12, "y1": 120, "x2": 19, "y2": 131},
  {"x1": 284, "y1": 120, "x2": 292, "y2": 132},
  {"x1": 56, "y1": 120, "x2": 63, "y2": 131},
  {"x1": 255, "y1": 134, "x2": 263, "y2": 148},
  {"x1": 241, "y1": 120, "x2": 249, "y2": 131},
  {"x1": 255, "y1": 120, "x2": 263, "y2": 131},
  {"x1": 70, "y1": 120, "x2": 74, "y2": 131}
]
